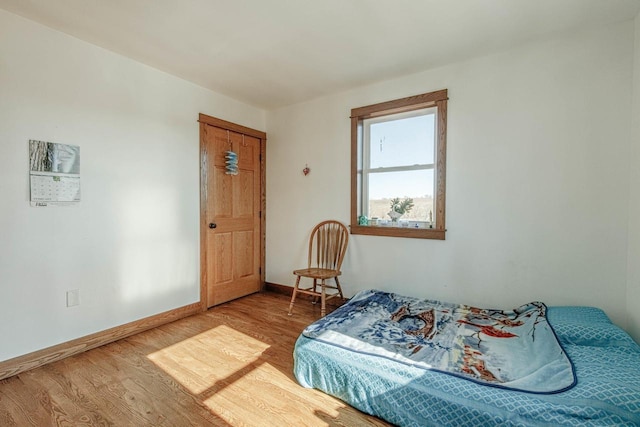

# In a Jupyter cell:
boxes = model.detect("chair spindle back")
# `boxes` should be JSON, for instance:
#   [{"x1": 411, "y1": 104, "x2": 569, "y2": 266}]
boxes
[{"x1": 307, "y1": 220, "x2": 349, "y2": 271}]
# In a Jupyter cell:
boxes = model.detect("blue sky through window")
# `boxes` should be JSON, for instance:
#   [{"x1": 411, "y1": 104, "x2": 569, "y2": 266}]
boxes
[{"x1": 367, "y1": 111, "x2": 435, "y2": 199}]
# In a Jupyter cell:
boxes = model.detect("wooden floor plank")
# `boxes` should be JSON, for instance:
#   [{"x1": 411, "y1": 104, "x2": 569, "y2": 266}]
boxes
[{"x1": 0, "y1": 292, "x2": 390, "y2": 427}]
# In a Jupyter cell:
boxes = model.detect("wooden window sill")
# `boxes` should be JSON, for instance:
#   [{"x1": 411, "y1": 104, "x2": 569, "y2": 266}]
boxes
[{"x1": 350, "y1": 225, "x2": 445, "y2": 240}]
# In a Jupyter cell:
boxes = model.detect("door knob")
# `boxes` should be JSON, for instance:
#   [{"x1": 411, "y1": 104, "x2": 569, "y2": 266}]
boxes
[{"x1": 209, "y1": 223, "x2": 217, "y2": 229}]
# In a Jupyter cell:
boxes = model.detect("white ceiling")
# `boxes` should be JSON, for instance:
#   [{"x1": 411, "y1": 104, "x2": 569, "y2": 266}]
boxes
[{"x1": 1, "y1": 0, "x2": 639, "y2": 109}]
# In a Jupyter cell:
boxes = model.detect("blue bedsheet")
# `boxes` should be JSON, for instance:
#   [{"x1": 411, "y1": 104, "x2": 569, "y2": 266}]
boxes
[{"x1": 294, "y1": 295, "x2": 640, "y2": 426}]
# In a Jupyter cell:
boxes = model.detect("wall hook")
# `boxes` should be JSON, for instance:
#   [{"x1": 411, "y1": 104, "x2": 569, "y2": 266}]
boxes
[{"x1": 303, "y1": 164, "x2": 310, "y2": 176}]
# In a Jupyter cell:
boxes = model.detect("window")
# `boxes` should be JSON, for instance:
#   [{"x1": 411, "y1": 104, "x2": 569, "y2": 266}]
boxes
[{"x1": 350, "y1": 89, "x2": 448, "y2": 239}]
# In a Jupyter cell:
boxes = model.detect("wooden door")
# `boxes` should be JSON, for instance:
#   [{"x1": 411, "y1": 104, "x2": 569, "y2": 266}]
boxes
[{"x1": 200, "y1": 114, "x2": 265, "y2": 308}]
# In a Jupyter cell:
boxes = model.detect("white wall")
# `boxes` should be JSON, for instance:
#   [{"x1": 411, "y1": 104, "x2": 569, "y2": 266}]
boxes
[
  {"x1": 627, "y1": 16, "x2": 640, "y2": 343},
  {"x1": 0, "y1": 9, "x2": 265, "y2": 361},
  {"x1": 267, "y1": 21, "x2": 635, "y2": 330}
]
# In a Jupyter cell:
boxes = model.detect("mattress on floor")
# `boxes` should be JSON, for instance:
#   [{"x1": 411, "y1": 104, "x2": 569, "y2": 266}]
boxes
[{"x1": 294, "y1": 298, "x2": 640, "y2": 426}]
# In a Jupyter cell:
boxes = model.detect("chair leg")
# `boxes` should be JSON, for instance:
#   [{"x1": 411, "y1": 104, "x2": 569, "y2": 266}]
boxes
[
  {"x1": 320, "y1": 279, "x2": 327, "y2": 317},
  {"x1": 311, "y1": 278, "x2": 318, "y2": 304},
  {"x1": 288, "y1": 276, "x2": 301, "y2": 316},
  {"x1": 334, "y1": 276, "x2": 344, "y2": 299}
]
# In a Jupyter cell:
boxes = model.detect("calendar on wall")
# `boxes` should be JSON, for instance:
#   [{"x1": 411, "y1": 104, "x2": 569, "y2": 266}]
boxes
[{"x1": 29, "y1": 140, "x2": 80, "y2": 207}]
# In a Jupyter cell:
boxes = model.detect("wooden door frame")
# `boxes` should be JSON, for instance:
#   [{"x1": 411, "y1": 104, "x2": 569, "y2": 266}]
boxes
[{"x1": 198, "y1": 113, "x2": 267, "y2": 311}]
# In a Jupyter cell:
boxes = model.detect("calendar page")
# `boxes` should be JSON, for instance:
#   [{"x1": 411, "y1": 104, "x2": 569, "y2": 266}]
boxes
[{"x1": 29, "y1": 140, "x2": 80, "y2": 207}]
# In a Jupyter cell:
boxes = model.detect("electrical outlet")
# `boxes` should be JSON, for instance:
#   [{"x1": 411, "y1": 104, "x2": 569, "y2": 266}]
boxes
[{"x1": 66, "y1": 289, "x2": 80, "y2": 307}]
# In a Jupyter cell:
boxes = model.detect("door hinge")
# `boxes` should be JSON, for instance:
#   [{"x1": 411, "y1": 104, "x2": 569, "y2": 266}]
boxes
[
  {"x1": 259, "y1": 267, "x2": 262, "y2": 275},
  {"x1": 259, "y1": 211, "x2": 262, "y2": 218}
]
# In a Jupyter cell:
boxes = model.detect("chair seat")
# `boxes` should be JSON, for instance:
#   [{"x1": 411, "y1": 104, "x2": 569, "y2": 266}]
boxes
[{"x1": 293, "y1": 268, "x2": 342, "y2": 279}]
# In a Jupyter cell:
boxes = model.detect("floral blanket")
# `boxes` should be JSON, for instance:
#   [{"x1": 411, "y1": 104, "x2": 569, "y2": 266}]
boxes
[{"x1": 302, "y1": 290, "x2": 576, "y2": 393}]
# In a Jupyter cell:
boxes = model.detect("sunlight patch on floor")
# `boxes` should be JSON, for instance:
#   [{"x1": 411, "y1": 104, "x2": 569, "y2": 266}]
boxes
[
  {"x1": 147, "y1": 324, "x2": 270, "y2": 394},
  {"x1": 201, "y1": 361, "x2": 343, "y2": 426},
  {"x1": 145, "y1": 321, "x2": 365, "y2": 425}
]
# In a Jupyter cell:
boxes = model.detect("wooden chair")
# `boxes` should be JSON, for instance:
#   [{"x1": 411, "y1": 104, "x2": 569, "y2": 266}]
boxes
[{"x1": 288, "y1": 220, "x2": 349, "y2": 317}]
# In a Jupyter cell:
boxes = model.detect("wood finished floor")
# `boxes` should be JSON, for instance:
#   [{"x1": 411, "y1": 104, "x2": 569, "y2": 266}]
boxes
[{"x1": 0, "y1": 292, "x2": 391, "y2": 426}]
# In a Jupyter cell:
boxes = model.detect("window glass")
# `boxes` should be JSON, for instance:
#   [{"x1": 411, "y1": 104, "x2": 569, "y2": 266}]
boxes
[
  {"x1": 367, "y1": 111, "x2": 435, "y2": 168},
  {"x1": 367, "y1": 169, "x2": 434, "y2": 222}
]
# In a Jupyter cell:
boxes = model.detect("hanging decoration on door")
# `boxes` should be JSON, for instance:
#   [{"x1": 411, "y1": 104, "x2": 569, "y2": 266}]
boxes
[
  {"x1": 225, "y1": 130, "x2": 238, "y2": 175},
  {"x1": 225, "y1": 151, "x2": 238, "y2": 175}
]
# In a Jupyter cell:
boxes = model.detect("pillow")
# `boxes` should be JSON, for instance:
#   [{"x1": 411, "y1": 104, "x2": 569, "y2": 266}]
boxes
[
  {"x1": 547, "y1": 306, "x2": 611, "y2": 325},
  {"x1": 547, "y1": 306, "x2": 639, "y2": 349},
  {"x1": 552, "y1": 323, "x2": 638, "y2": 349}
]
